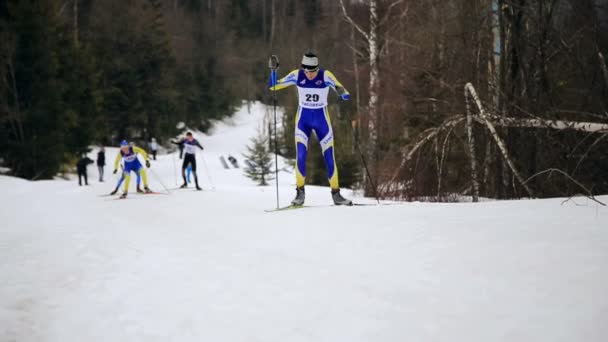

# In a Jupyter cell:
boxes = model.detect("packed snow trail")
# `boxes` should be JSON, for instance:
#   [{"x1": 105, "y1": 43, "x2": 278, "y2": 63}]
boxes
[{"x1": 1, "y1": 102, "x2": 607, "y2": 342}]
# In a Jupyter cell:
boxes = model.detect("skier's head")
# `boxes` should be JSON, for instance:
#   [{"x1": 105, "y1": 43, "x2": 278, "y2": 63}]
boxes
[
  {"x1": 151, "y1": 137, "x2": 156, "y2": 142},
  {"x1": 120, "y1": 140, "x2": 129, "y2": 152},
  {"x1": 186, "y1": 131, "x2": 194, "y2": 141},
  {"x1": 301, "y1": 52, "x2": 319, "y2": 79}
]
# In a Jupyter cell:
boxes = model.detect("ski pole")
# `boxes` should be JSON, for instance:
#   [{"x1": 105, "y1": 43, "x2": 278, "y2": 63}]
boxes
[
  {"x1": 148, "y1": 167, "x2": 171, "y2": 194},
  {"x1": 345, "y1": 107, "x2": 380, "y2": 204},
  {"x1": 172, "y1": 150, "x2": 178, "y2": 186},
  {"x1": 269, "y1": 54, "x2": 280, "y2": 209},
  {"x1": 354, "y1": 137, "x2": 380, "y2": 204},
  {"x1": 200, "y1": 153, "x2": 216, "y2": 190}
]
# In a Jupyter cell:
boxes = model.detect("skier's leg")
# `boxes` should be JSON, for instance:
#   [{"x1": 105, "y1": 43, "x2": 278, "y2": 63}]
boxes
[
  {"x1": 315, "y1": 107, "x2": 339, "y2": 190},
  {"x1": 84, "y1": 171, "x2": 89, "y2": 185},
  {"x1": 115, "y1": 172, "x2": 124, "y2": 190},
  {"x1": 181, "y1": 158, "x2": 188, "y2": 185},
  {"x1": 191, "y1": 157, "x2": 200, "y2": 188},
  {"x1": 78, "y1": 171, "x2": 83, "y2": 186},
  {"x1": 295, "y1": 107, "x2": 313, "y2": 188},
  {"x1": 139, "y1": 167, "x2": 149, "y2": 188},
  {"x1": 123, "y1": 173, "x2": 131, "y2": 193}
]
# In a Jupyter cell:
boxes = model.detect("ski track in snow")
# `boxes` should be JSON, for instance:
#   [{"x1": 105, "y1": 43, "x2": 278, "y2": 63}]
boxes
[{"x1": 1, "y1": 102, "x2": 608, "y2": 342}]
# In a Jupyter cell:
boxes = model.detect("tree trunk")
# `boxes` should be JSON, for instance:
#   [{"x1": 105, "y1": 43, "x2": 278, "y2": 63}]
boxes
[{"x1": 368, "y1": 0, "x2": 379, "y2": 159}]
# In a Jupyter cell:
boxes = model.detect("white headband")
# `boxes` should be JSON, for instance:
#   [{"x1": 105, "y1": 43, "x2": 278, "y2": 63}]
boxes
[{"x1": 301, "y1": 55, "x2": 319, "y2": 67}]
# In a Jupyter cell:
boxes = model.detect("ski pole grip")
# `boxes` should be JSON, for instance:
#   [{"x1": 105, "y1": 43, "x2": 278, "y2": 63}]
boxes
[{"x1": 268, "y1": 55, "x2": 279, "y2": 70}]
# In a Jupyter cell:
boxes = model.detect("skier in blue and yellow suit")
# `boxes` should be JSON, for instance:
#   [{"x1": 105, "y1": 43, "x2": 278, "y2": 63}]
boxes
[
  {"x1": 113, "y1": 140, "x2": 152, "y2": 198},
  {"x1": 269, "y1": 52, "x2": 352, "y2": 206}
]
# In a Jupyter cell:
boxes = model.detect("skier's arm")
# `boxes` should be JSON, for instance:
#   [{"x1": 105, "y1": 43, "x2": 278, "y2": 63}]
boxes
[
  {"x1": 324, "y1": 70, "x2": 350, "y2": 100},
  {"x1": 133, "y1": 146, "x2": 149, "y2": 161},
  {"x1": 196, "y1": 141, "x2": 204, "y2": 150},
  {"x1": 114, "y1": 153, "x2": 123, "y2": 170},
  {"x1": 171, "y1": 139, "x2": 184, "y2": 146},
  {"x1": 269, "y1": 70, "x2": 298, "y2": 91}
]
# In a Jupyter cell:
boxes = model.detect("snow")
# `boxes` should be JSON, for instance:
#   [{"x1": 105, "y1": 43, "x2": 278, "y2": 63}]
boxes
[{"x1": 1, "y1": 102, "x2": 608, "y2": 342}]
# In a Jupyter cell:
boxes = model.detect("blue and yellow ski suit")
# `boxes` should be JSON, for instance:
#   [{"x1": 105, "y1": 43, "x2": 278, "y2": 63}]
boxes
[
  {"x1": 114, "y1": 146, "x2": 149, "y2": 192},
  {"x1": 270, "y1": 68, "x2": 350, "y2": 189}
]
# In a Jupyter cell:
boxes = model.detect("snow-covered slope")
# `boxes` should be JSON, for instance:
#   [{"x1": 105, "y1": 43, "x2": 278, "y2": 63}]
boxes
[{"x1": 1, "y1": 102, "x2": 607, "y2": 342}]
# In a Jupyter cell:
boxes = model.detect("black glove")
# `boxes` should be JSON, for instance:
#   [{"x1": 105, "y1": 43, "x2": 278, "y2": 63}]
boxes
[
  {"x1": 268, "y1": 55, "x2": 279, "y2": 70},
  {"x1": 145, "y1": 160, "x2": 151, "y2": 168},
  {"x1": 113, "y1": 169, "x2": 117, "y2": 174}
]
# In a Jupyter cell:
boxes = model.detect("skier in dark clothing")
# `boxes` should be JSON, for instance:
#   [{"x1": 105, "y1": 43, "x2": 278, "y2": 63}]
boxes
[
  {"x1": 149, "y1": 138, "x2": 158, "y2": 160},
  {"x1": 77, "y1": 155, "x2": 94, "y2": 186},
  {"x1": 172, "y1": 132, "x2": 204, "y2": 190},
  {"x1": 97, "y1": 146, "x2": 106, "y2": 182}
]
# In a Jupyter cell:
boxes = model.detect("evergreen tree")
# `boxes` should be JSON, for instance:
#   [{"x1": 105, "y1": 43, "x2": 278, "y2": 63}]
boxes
[
  {"x1": 1, "y1": 0, "x2": 67, "y2": 179},
  {"x1": 243, "y1": 132, "x2": 274, "y2": 186}
]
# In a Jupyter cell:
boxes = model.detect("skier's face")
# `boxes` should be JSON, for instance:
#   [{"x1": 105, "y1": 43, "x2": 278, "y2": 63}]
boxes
[
  {"x1": 121, "y1": 146, "x2": 129, "y2": 153},
  {"x1": 304, "y1": 69, "x2": 318, "y2": 80},
  {"x1": 186, "y1": 135, "x2": 193, "y2": 142}
]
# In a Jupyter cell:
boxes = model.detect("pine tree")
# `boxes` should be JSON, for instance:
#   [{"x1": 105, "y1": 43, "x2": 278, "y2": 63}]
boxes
[{"x1": 243, "y1": 132, "x2": 274, "y2": 186}]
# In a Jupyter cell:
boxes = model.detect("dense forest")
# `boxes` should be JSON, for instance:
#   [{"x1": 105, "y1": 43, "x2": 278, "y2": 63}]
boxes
[{"x1": 2, "y1": 0, "x2": 608, "y2": 201}]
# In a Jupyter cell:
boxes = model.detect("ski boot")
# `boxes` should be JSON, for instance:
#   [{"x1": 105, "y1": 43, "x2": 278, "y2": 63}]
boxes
[
  {"x1": 136, "y1": 186, "x2": 144, "y2": 193},
  {"x1": 180, "y1": 183, "x2": 188, "y2": 189},
  {"x1": 331, "y1": 189, "x2": 352, "y2": 206},
  {"x1": 291, "y1": 187, "x2": 305, "y2": 206},
  {"x1": 119, "y1": 192, "x2": 128, "y2": 199},
  {"x1": 195, "y1": 185, "x2": 202, "y2": 191},
  {"x1": 110, "y1": 189, "x2": 118, "y2": 195},
  {"x1": 144, "y1": 186, "x2": 153, "y2": 194}
]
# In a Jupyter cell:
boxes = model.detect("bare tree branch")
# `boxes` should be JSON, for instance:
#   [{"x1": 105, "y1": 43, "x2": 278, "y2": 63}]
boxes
[
  {"x1": 599, "y1": 52, "x2": 608, "y2": 89},
  {"x1": 338, "y1": 0, "x2": 370, "y2": 41},
  {"x1": 379, "y1": 0, "x2": 405, "y2": 27},
  {"x1": 466, "y1": 83, "x2": 535, "y2": 197},
  {"x1": 523, "y1": 169, "x2": 606, "y2": 206}
]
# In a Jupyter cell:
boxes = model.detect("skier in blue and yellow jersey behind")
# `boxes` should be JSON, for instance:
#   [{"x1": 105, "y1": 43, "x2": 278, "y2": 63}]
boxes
[
  {"x1": 269, "y1": 52, "x2": 352, "y2": 206},
  {"x1": 112, "y1": 140, "x2": 153, "y2": 198}
]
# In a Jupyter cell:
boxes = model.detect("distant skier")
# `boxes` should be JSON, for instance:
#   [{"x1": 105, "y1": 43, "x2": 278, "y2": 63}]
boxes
[
  {"x1": 112, "y1": 140, "x2": 152, "y2": 198},
  {"x1": 149, "y1": 137, "x2": 158, "y2": 160},
  {"x1": 171, "y1": 132, "x2": 204, "y2": 190},
  {"x1": 97, "y1": 146, "x2": 106, "y2": 182},
  {"x1": 77, "y1": 154, "x2": 94, "y2": 186},
  {"x1": 228, "y1": 155, "x2": 239, "y2": 168},
  {"x1": 268, "y1": 52, "x2": 352, "y2": 206}
]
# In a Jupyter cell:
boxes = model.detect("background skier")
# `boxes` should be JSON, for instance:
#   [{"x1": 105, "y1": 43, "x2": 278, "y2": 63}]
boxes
[
  {"x1": 149, "y1": 138, "x2": 158, "y2": 160},
  {"x1": 172, "y1": 132, "x2": 204, "y2": 190}
]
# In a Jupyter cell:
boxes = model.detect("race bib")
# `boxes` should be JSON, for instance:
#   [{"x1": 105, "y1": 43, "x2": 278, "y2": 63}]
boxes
[{"x1": 298, "y1": 87, "x2": 329, "y2": 109}]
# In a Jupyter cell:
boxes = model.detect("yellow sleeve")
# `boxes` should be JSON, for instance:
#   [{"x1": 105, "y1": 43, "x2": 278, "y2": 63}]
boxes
[
  {"x1": 270, "y1": 70, "x2": 299, "y2": 91},
  {"x1": 133, "y1": 146, "x2": 149, "y2": 161},
  {"x1": 114, "y1": 153, "x2": 121, "y2": 170},
  {"x1": 324, "y1": 70, "x2": 350, "y2": 94}
]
